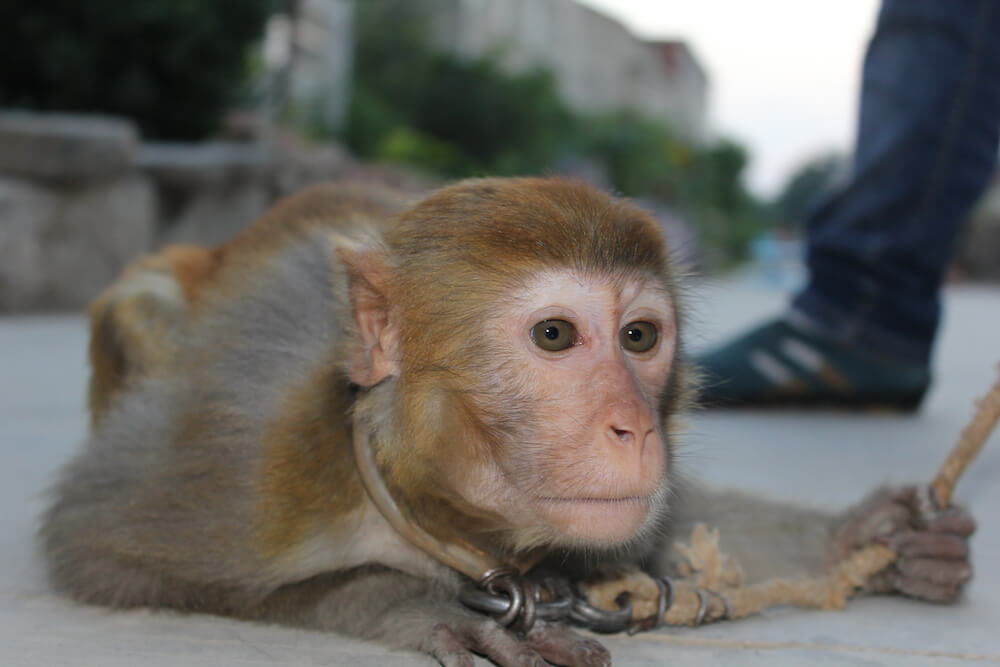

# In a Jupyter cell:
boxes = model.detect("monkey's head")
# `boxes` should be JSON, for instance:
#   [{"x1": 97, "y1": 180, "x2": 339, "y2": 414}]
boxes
[{"x1": 345, "y1": 178, "x2": 688, "y2": 557}]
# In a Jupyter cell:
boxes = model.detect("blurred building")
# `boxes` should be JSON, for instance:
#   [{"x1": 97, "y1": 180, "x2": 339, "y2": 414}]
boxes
[
  {"x1": 429, "y1": 0, "x2": 709, "y2": 143},
  {"x1": 263, "y1": 0, "x2": 355, "y2": 130},
  {"x1": 266, "y1": 0, "x2": 708, "y2": 142}
]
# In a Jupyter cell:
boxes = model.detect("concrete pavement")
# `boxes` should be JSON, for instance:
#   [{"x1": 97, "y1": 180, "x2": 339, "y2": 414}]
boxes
[{"x1": 2, "y1": 280, "x2": 999, "y2": 665}]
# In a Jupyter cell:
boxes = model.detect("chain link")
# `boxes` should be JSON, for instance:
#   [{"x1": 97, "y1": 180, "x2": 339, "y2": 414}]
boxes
[{"x1": 459, "y1": 573, "x2": 694, "y2": 634}]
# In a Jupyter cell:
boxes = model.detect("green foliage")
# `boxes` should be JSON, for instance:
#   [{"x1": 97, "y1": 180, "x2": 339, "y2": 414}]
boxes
[
  {"x1": 375, "y1": 126, "x2": 472, "y2": 175},
  {"x1": 575, "y1": 111, "x2": 675, "y2": 196},
  {"x1": 0, "y1": 0, "x2": 273, "y2": 140},
  {"x1": 409, "y1": 56, "x2": 571, "y2": 175},
  {"x1": 345, "y1": 0, "x2": 571, "y2": 177},
  {"x1": 348, "y1": 56, "x2": 570, "y2": 176},
  {"x1": 342, "y1": 0, "x2": 766, "y2": 265},
  {"x1": 575, "y1": 112, "x2": 765, "y2": 265}
]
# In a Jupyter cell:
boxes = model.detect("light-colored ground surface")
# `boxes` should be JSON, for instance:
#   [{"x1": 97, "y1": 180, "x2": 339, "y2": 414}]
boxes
[{"x1": 2, "y1": 279, "x2": 999, "y2": 666}]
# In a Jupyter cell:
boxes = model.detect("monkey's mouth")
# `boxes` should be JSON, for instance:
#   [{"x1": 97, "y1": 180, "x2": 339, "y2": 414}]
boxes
[
  {"x1": 537, "y1": 495, "x2": 651, "y2": 505},
  {"x1": 534, "y1": 495, "x2": 653, "y2": 543}
]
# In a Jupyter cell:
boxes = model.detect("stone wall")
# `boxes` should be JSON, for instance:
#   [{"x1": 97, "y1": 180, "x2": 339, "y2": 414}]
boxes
[
  {"x1": 0, "y1": 110, "x2": 429, "y2": 312},
  {"x1": 0, "y1": 112, "x2": 154, "y2": 310},
  {"x1": 3, "y1": 109, "x2": 992, "y2": 313}
]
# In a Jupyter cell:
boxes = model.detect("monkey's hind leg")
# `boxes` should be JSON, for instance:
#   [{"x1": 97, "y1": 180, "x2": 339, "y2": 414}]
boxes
[{"x1": 87, "y1": 245, "x2": 217, "y2": 427}]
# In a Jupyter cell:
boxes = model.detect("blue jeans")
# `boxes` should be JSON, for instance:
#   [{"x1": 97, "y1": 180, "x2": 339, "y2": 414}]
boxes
[{"x1": 790, "y1": 0, "x2": 1000, "y2": 366}]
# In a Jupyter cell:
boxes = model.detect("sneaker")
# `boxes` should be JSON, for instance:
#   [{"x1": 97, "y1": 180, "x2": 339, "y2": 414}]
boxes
[{"x1": 694, "y1": 319, "x2": 930, "y2": 410}]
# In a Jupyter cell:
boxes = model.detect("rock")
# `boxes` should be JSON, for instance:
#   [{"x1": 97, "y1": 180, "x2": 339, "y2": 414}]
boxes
[
  {"x1": 0, "y1": 176, "x2": 155, "y2": 310},
  {"x1": 159, "y1": 183, "x2": 270, "y2": 246},
  {"x1": 0, "y1": 179, "x2": 58, "y2": 310},
  {"x1": 272, "y1": 141, "x2": 357, "y2": 196},
  {"x1": 0, "y1": 111, "x2": 138, "y2": 182},
  {"x1": 138, "y1": 141, "x2": 272, "y2": 189},
  {"x1": 39, "y1": 176, "x2": 156, "y2": 308},
  {"x1": 139, "y1": 141, "x2": 275, "y2": 246},
  {"x1": 0, "y1": 113, "x2": 438, "y2": 310}
]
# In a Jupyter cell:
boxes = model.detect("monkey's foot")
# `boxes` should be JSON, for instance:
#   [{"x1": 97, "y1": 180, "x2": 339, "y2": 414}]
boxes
[
  {"x1": 428, "y1": 619, "x2": 610, "y2": 667},
  {"x1": 695, "y1": 318, "x2": 930, "y2": 411}
]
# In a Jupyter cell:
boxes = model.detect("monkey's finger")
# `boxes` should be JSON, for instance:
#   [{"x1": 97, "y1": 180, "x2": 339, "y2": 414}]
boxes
[
  {"x1": 428, "y1": 624, "x2": 476, "y2": 667},
  {"x1": 526, "y1": 622, "x2": 611, "y2": 667},
  {"x1": 888, "y1": 485, "x2": 920, "y2": 506},
  {"x1": 859, "y1": 569, "x2": 896, "y2": 596},
  {"x1": 923, "y1": 507, "x2": 976, "y2": 537},
  {"x1": 897, "y1": 557, "x2": 972, "y2": 588},
  {"x1": 893, "y1": 573, "x2": 963, "y2": 603},
  {"x1": 884, "y1": 531, "x2": 968, "y2": 560},
  {"x1": 468, "y1": 621, "x2": 550, "y2": 667},
  {"x1": 833, "y1": 500, "x2": 912, "y2": 557}
]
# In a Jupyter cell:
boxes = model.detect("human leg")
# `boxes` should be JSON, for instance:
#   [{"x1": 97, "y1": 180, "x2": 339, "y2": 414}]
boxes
[{"x1": 698, "y1": 0, "x2": 1000, "y2": 408}]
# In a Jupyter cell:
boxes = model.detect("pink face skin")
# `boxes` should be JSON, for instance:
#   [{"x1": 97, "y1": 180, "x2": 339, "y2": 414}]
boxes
[{"x1": 458, "y1": 269, "x2": 677, "y2": 549}]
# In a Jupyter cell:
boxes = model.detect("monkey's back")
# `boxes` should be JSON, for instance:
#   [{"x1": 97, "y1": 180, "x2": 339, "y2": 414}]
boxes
[{"x1": 41, "y1": 182, "x2": 408, "y2": 607}]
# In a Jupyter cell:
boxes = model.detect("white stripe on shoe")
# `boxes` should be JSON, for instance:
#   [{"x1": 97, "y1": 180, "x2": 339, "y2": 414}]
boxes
[
  {"x1": 780, "y1": 335, "x2": 852, "y2": 392},
  {"x1": 779, "y1": 337, "x2": 825, "y2": 372},
  {"x1": 748, "y1": 348, "x2": 797, "y2": 387}
]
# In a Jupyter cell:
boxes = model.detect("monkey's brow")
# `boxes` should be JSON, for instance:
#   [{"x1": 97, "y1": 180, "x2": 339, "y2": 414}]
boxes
[{"x1": 503, "y1": 269, "x2": 659, "y2": 306}]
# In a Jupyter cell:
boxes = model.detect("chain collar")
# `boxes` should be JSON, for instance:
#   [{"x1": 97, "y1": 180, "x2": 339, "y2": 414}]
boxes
[{"x1": 351, "y1": 417, "x2": 693, "y2": 633}]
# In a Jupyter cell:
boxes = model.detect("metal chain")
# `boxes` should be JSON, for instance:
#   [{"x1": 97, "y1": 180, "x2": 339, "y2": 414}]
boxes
[{"x1": 459, "y1": 571, "x2": 720, "y2": 634}]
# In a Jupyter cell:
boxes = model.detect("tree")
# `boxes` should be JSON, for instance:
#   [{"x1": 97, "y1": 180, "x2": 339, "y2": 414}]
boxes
[
  {"x1": 0, "y1": 1, "x2": 273, "y2": 140},
  {"x1": 344, "y1": 0, "x2": 572, "y2": 176}
]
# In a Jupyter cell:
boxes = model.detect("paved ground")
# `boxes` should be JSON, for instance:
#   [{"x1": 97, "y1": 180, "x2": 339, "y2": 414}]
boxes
[{"x1": 2, "y1": 279, "x2": 999, "y2": 666}]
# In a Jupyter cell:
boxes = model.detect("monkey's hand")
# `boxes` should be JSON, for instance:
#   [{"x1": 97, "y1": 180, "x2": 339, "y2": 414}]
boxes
[
  {"x1": 423, "y1": 607, "x2": 610, "y2": 667},
  {"x1": 831, "y1": 485, "x2": 975, "y2": 602}
]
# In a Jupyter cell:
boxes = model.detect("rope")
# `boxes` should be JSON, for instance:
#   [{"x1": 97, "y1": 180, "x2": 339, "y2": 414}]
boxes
[{"x1": 932, "y1": 363, "x2": 1000, "y2": 507}]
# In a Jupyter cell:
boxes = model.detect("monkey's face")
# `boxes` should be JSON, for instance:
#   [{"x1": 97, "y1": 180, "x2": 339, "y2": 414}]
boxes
[{"x1": 448, "y1": 268, "x2": 676, "y2": 551}]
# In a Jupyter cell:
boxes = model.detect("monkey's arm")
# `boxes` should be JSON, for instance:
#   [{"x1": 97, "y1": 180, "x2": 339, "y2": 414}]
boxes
[
  {"x1": 667, "y1": 484, "x2": 836, "y2": 583},
  {"x1": 246, "y1": 566, "x2": 610, "y2": 667},
  {"x1": 665, "y1": 484, "x2": 974, "y2": 602}
]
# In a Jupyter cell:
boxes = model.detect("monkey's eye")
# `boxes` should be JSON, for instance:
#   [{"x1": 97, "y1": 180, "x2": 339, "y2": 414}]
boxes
[
  {"x1": 620, "y1": 321, "x2": 658, "y2": 353},
  {"x1": 530, "y1": 319, "x2": 575, "y2": 352}
]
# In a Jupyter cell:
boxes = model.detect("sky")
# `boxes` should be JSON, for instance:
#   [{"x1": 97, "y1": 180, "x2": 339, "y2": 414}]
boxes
[{"x1": 576, "y1": 0, "x2": 881, "y2": 197}]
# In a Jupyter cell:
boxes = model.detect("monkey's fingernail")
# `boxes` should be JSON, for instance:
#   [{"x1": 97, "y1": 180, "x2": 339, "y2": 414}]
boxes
[
  {"x1": 877, "y1": 520, "x2": 896, "y2": 537},
  {"x1": 587, "y1": 643, "x2": 612, "y2": 667}
]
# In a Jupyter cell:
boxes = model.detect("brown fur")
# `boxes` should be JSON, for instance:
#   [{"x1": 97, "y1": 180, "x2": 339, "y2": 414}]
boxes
[
  {"x1": 85, "y1": 182, "x2": 411, "y2": 428},
  {"x1": 256, "y1": 363, "x2": 365, "y2": 558}
]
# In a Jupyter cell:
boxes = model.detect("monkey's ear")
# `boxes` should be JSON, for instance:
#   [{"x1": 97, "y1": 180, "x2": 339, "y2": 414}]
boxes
[{"x1": 339, "y1": 247, "x2": 400, "y2": 387}]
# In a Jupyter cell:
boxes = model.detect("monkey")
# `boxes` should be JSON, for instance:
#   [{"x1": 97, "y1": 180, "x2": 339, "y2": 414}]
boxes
[{"x1": 40, "y1": 177, "x2": 975, "y2": 667}]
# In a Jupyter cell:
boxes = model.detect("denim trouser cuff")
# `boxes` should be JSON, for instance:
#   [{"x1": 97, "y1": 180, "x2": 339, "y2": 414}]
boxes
[{"x1": 789, "y1": 287, "x2": 932, "y2": 366}]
